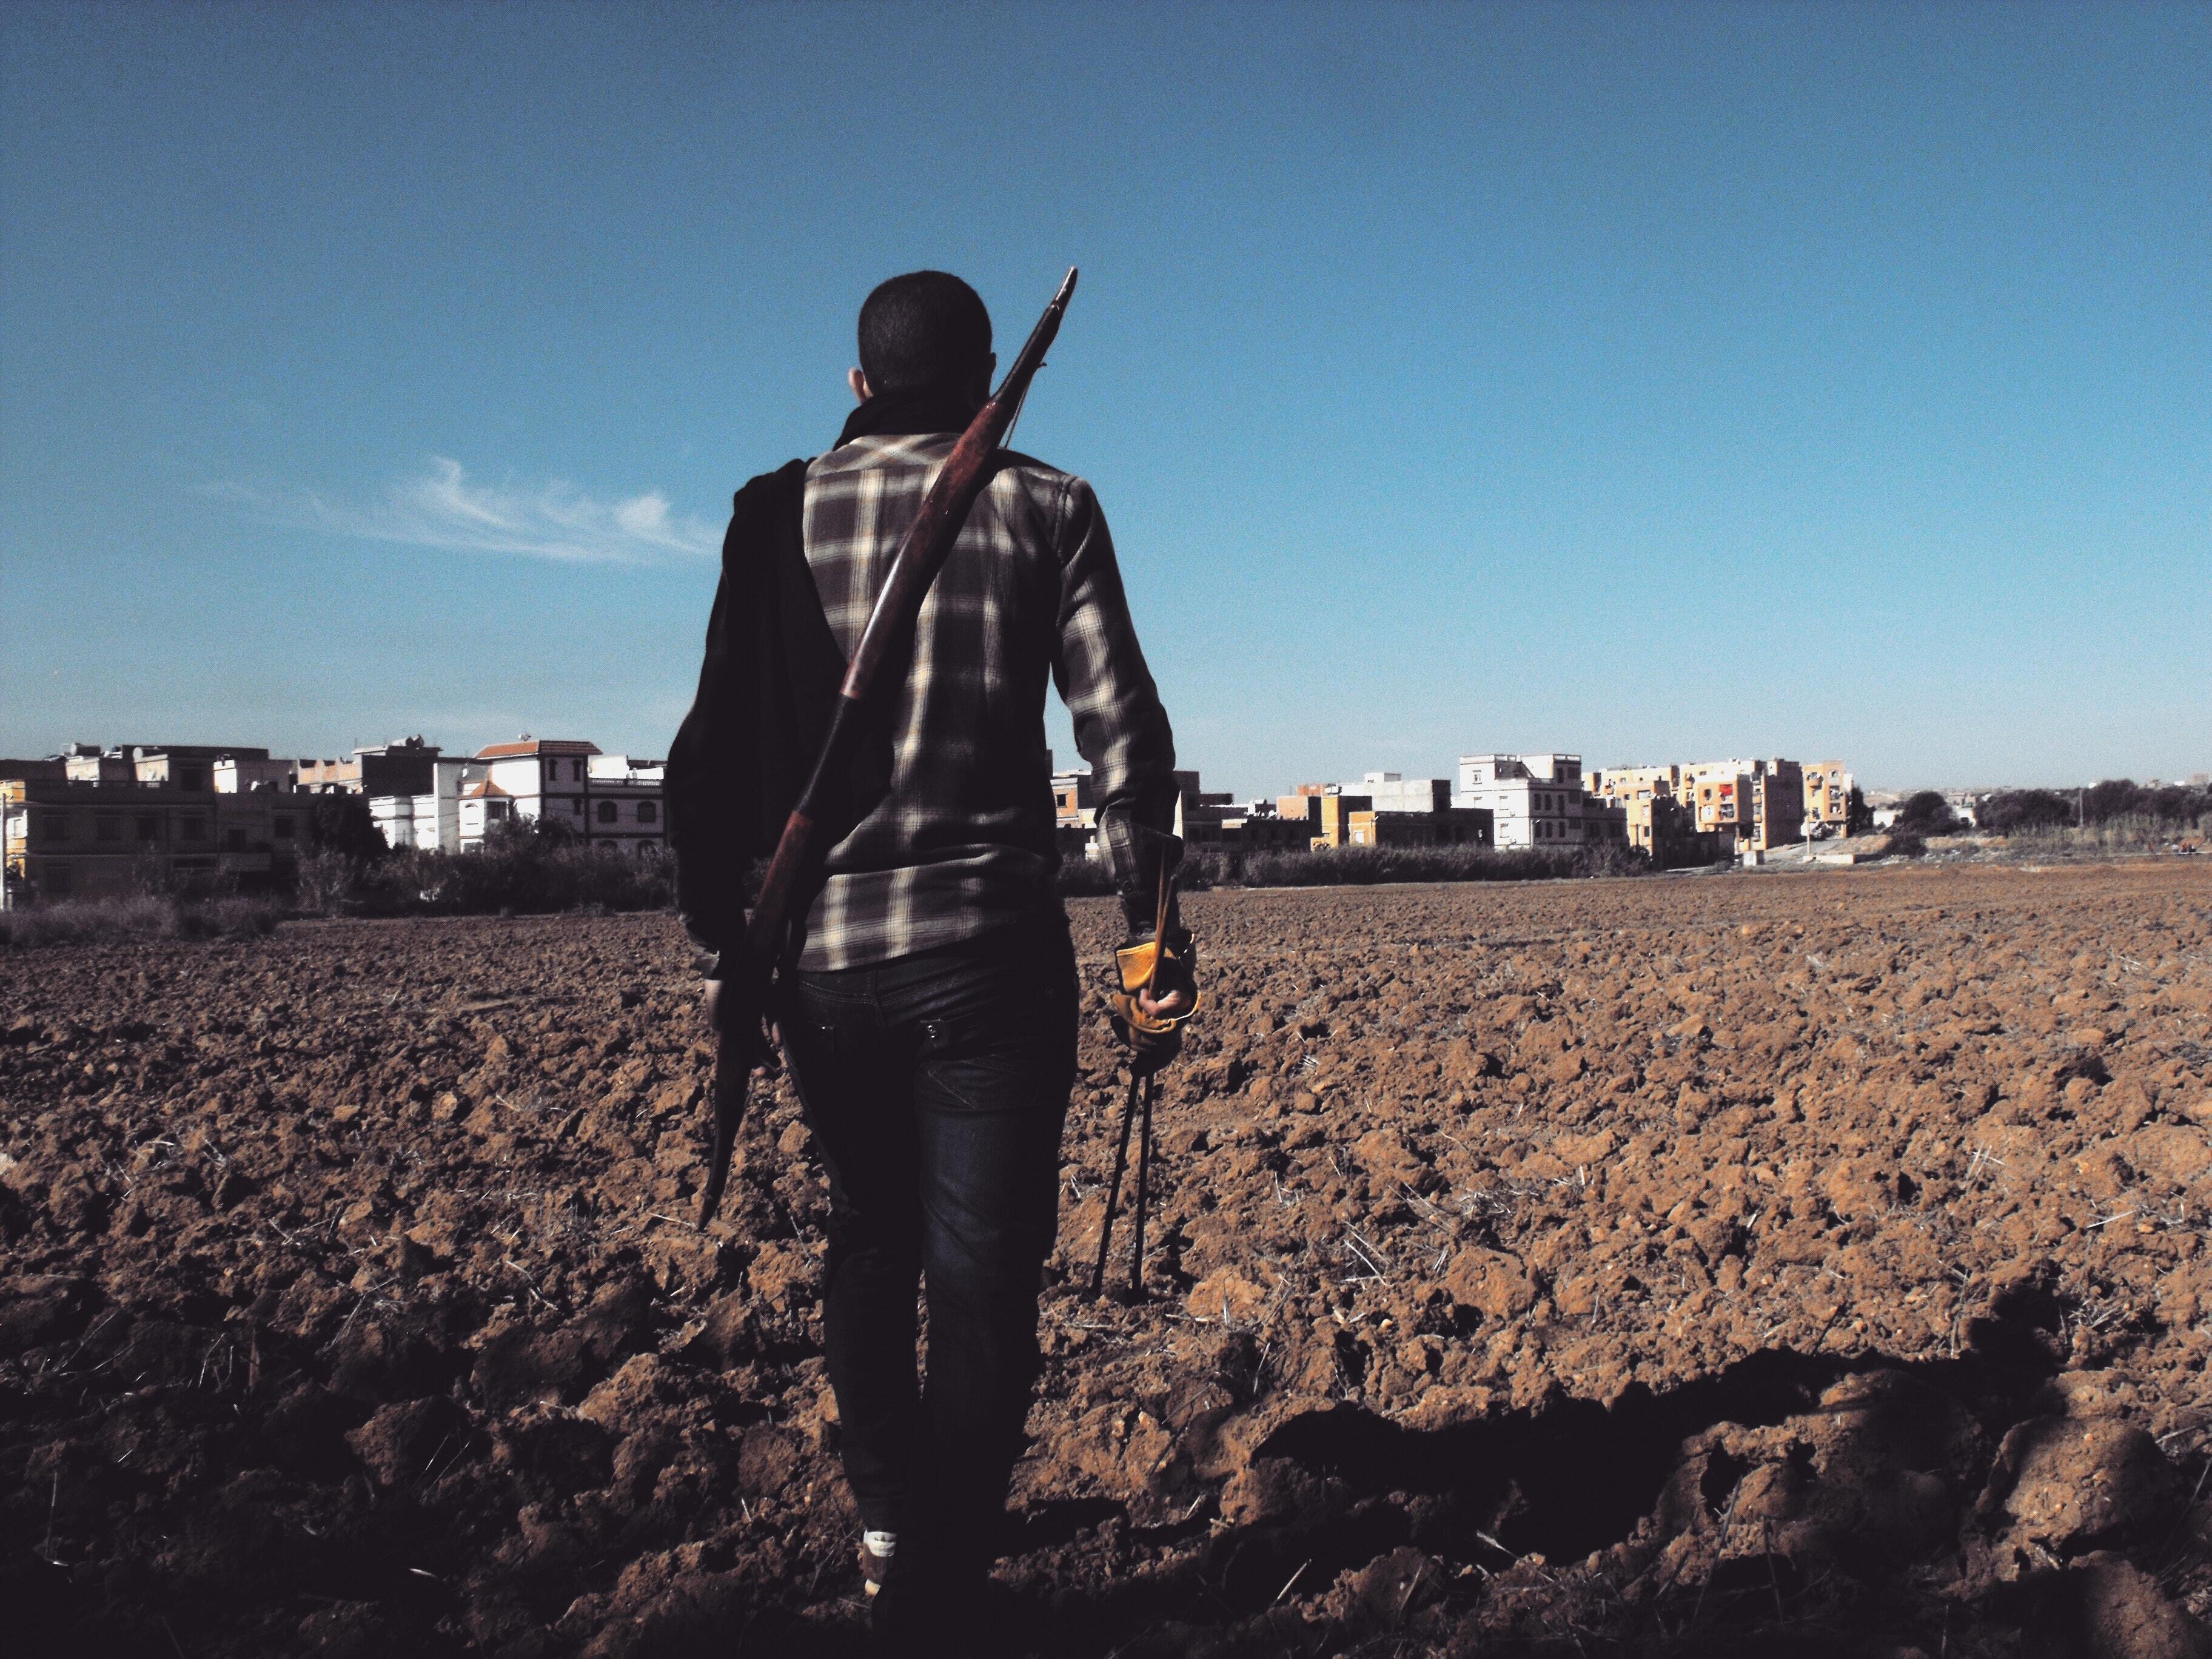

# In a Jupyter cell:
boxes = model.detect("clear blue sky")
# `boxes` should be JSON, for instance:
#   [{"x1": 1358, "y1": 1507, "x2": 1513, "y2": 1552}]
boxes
[{"x1": 4, "y1": 1, "x2": 2206, "y2": 794}]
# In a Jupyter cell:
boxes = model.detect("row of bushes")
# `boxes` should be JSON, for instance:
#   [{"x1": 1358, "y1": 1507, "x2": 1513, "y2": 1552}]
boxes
[
  {"x1": 1978, "y1": 782, "x2": 2211, "y2": 834},
  {"x1": 299, "y1": 820, "x2": 676, "y2": 917},
  {"x1": 1887, "y1": 783, "x2": 2208, "y2": 839},
  {"x1": 1054, "y1": 839, "x2": 1647, "y2": 895},
  {"x1": 0, "y1": 893, "x2": 282, "y2": 948},
  {"x1": 0, "y1": 819, "x2": 675, "y2": 947},
  {"x1": 1996, "y1": 817, "x2": 2207, "y2": 858}
]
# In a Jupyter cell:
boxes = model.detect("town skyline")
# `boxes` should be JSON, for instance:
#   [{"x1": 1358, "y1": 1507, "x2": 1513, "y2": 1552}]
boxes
[
  {"x1": 10, "y1": 725, "x2": 2204, "y2": 811},
  {"x1": 6, "y1": 5, "x2": 2208, "y2": 798}
]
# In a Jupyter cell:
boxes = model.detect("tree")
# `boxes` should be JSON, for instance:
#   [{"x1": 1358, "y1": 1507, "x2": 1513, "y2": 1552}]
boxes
[
  {"x1": 2081, "y1": 779, "x2": 2143, "y2": 824},
  {"x1": 1894, "y1": 791, "x2": 1958, "y2": 834},
  {"x1": 1978, "y1": 789, "x2": 2074, "y2": 834},
  {"x1": 1846, "y1": 786, "x2": 1873, "y2": 835},
  {"x1": 307, "y1": 794, "x2": 387, "y2": 862}
]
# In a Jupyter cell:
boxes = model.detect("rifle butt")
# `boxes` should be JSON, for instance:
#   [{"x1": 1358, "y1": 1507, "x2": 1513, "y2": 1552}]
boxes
[{"x1": 698, "y1": 1010, "x2": 754, "y2": 1225}]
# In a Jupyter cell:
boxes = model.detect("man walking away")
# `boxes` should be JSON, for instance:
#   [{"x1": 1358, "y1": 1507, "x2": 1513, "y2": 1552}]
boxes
[{"x1": 667, "y1": 270, "x2": 1196, "y2": 1656}]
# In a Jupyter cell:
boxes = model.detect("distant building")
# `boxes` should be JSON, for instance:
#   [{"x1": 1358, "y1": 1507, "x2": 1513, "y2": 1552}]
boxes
[
  {"x1": 216, "y1": 756, "x2": 300, "y2": 794},
  {"x1": 1050, "y1": 764, "x2": 1098, "y2": 828},
  {"x1": 369, "y1": 754, "x2": 472, "y2": 853},
  {"x1": 457, "y1": 737, "x2": 664, "y2": 858},
  {"x1": 1587, "y1": 765, "x2": 1681, "y2": 806},
  {"x1": 1587, "y1": 763, "x2": 1737, "y2": 866},
  {"x1": 2, "y1": 769, "x2": 305, "y2": 907},
  {"x1": 1307, "y1": 792, "x2": 1372, "y2": 850},
  {"x1": 468, "y1": 736, "x2": 603, "y2": 843},
  {"x1": 58, "y1": 744, "x2": 267, "y2": 792},
  {"x1": 1338, "y1": 772, "x2": 1453, "y2": 814},
  {"x1": 583, "y1": 754, "x2": 667, "y2": 858},
  {"x1": 1941, "y1": 789, "x2": 1985, "y2": 828},
  {"x1": 1172, "y1": 770, "x2": 1237, "y2": 845},
  {"x1": 1802, "y1": 761, "x2": 1854, "y2": 833},
  {"x1": 458, "y1": 778, "x2": 519, "y2": 847},
  {"x1": 1346, "y1": 806, "x2": 1493, "y2": 849},
  {"x1": 299, "y1": 736, "x2": 443, "y2": 797},
  {"x1": 1453, "y1": 754, "x2": 1624, "y2": 848},
  {"x1": 59, "y1": 743, "x2": 135, "y2": 784}
]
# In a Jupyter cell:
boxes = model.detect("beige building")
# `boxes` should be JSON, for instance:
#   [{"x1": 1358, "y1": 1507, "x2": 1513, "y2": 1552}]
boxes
[
  {"x1": 1308, "y1": 792, "x2": 1372, "y2": 850},
  {"x1": 1749, "y1": 760, "x2": 1806, "y2": 851},
  {"x1": 2, "y1": 773, "x2": 304, "y2": 907},
  {"x1": 1586, "y1": 765, "x2": 1681, "y2": 806},
  {"x1": 1346, "y1": 806, "x2": 1494, "y2": 849},
  {"x1": 1803, "y1": 761, "x2": 1854, "y2": 831}
]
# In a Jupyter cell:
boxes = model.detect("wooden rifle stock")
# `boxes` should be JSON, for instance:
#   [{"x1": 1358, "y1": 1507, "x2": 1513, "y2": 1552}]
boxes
[{"x1": 697, "y1": 268, "x2": 1079, "y2": 1225}]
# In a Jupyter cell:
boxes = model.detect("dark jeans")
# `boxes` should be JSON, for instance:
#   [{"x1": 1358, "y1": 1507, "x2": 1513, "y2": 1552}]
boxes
[{"x1": 780, "y1": 911, "x2": 1079, "y2": 1564}]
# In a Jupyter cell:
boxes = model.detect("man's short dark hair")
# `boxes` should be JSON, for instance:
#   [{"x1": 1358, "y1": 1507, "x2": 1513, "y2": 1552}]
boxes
[{"x1": 858, "y1": 271, "x2": 993, "y2": 393}]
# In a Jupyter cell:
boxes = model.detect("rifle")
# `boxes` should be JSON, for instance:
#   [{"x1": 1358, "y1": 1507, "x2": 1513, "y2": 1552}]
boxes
[{"x1": 697, "y1": 267, "x2": 1081, "y2": 1226}]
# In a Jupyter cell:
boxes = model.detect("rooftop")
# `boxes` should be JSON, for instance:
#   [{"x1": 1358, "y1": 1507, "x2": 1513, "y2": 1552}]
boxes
[{"x1": 476, "y1": 736, "x2": 603, "y2": 759}]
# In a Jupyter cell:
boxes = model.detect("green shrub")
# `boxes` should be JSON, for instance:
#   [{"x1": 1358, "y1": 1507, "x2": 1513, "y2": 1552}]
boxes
[
  {"x1": 1892, "y1": 792, "x2": 1957, "y2": 834},
  {"x1": 1979, "y1": 789, "x2": 2076, "y2": 834}
]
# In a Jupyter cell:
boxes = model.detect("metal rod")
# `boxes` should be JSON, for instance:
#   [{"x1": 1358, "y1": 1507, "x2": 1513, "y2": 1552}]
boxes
[
  {"x1": 1090, "y1": 1073, "x2": 1142, "y2": 1299},
  {"x1": 1130, "y1": 1073, "x2": 1154, "y2": 1299}
]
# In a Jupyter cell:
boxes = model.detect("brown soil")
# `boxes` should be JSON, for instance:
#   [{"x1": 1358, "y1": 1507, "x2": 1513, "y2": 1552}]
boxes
[{"x1": 4, "y1": 861, "x2": 2211, "y2": 1657}]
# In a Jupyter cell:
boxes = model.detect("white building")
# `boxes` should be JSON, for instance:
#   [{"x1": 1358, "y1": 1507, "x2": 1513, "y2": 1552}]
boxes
[
  {"x1": 458, "y1": 777, "x2": 520, "y2": 847},
  {"x1": 584, "y1": 753, "x2": 667, "y2": 858},
  {"x1": 459, "y1": 737, "x2": 665, "y2": 858},
  {"x1": 1338, "y1": 771, "x2": 1452, "y2": 814},
  {"x1": 468, "y1": 736, "x2": 602, "y2": 843},
  {"x1": 369, "y1": 755, "x2": 471, "y2": 853},
  {"x1": 1453, "y1": 753, "x2": 1624, "y2": 849},
  {"x1": 215, "y1": 756, "x2": 300, "y2": 794}
]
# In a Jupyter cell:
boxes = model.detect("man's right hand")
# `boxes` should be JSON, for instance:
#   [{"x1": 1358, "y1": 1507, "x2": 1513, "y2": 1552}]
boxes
[
  {"x1": 1107, "y1": 927, "x2": 1200, "y2": 1075},
  {"x1": 703, "y1": 979, "x2": 780, "y2": 1079}
]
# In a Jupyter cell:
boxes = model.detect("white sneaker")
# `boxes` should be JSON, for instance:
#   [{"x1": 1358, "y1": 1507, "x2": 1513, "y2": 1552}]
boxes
[{"x1": 860, "y1": 1529, "x2": 897, "y2": 1598}]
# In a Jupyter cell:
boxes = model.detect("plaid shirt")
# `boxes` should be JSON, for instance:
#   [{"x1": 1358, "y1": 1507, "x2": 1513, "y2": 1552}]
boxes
[{"x1": 789, "y1": 432, "x2": 1176, "y2": 970}]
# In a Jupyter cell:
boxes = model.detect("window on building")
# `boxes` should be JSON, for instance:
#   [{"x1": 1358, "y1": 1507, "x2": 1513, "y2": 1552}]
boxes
[
  {"x1": 273, "y1": 816, "x2": 295, "y2": 840},
  {"x1": 637, "y1": 800, "x2": 658, "y2": 824},
  {"x1": 136, "y1": 814, "x2": 160, "y2": 843},
  {"x1": 572, "y1": 798, "x2": 585, "y2": 816},
  {"x1": 597, "y1": 800, "x2": 618, "y2": 823}
]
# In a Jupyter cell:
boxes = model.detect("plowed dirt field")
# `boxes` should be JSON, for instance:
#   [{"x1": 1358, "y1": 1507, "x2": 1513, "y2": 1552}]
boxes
[{"x1": 5, "y1": 861, "x2": 2211, "y2": 1657}]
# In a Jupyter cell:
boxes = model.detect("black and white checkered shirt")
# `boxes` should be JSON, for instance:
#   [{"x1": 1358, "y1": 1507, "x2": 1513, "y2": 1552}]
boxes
[{"x1": 789, "y1": 432, "x2": 1176, "y2": 971}]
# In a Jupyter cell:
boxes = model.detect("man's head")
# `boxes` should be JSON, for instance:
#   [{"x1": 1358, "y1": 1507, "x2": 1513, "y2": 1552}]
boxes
[{"x1": 851, "y1": 270, "x2": 994, "y2": 406}]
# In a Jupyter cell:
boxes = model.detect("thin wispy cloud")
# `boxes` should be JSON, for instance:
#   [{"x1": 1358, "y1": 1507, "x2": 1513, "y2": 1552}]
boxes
[{"x1": 203, "y1": 458, "x2": 719, "y2": 566}]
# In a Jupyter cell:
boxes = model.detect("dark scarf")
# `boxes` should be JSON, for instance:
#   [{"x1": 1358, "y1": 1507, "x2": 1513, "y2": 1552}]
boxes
[{"x1": 836, "y1": 383, "x2": 984, "y2": 446}]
